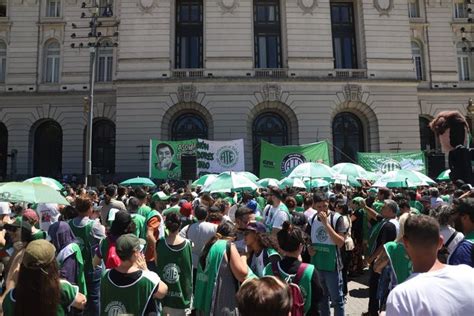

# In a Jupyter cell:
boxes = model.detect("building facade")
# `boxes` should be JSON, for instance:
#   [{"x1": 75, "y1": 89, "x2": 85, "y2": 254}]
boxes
[{"x1": 0, "y1": 0, "x2": 473, "y2": 180}]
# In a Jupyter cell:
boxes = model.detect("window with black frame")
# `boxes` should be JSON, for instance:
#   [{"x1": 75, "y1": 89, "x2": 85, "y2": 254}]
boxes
[
  {"x1": 254, "y1": 0, "x2": 282, "y2": 69},
  {"x1": 332, "y1": 112, "x2": 364, "y2": 163},
  {"x1": 175, "y1": 0, "x2": 203, "y2": 69},
  {"x1": 330, "y1": 2, "x2": 358, "y2": 69},
  {"x1": 171, "y1": 113, "x2": 208, "y2": 140}
]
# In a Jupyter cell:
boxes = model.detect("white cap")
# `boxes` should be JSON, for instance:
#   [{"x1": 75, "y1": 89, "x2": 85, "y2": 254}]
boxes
[{"x1": 0, "y1": 202, "x2": 11, "y2": 215}]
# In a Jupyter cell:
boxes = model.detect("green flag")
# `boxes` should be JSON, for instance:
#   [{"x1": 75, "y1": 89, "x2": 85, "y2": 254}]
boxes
[
  {"x1": 357, "y1": 151, "x2": 427, "y2": 175},
  {"x1": 259, "y1": 140, "x2": 330, "y2": 179},
  {"x1": 149, "y1": 139, "x2": 197, "y2": 179}
]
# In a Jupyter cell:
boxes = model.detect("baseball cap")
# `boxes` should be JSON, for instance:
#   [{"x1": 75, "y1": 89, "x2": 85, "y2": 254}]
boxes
[
  {"x1": 116, "y1": 234, "x2": 146, "y2": 260},
  {"x1": 245, "y1": 221, "x2": 266, "y2": 233},
  {"x1": 22, "y1": 239, "x2": 56, "y2": 270},
  {"x1": 246, "y1": 200, "x2": 258, "y2": 212},
  {"x1": 180, "y1": 202, "x2": 193, "y2": 217},
  {"x1": 22, "y1": 209, "x2": 39, "y2": 223},
  {"x1": 0, "y1": 202, "x2": 11, "y2": 215}
]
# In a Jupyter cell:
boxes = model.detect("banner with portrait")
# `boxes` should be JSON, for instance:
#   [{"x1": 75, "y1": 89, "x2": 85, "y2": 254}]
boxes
[
  {"x1": 149, "y1": 139, "x2": 197, "y2": 179},
  {"x1": 259, "y1": 140, "x2": 330, "y2": 179}
]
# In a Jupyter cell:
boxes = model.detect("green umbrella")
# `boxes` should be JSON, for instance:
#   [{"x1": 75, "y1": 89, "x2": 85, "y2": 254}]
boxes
[
  {"x1": 236, "y1": 171, "x2": 259, "y2": 182},
  {"x1": 191, "y1": 174, "x2": 218, "y2": 188},
  {"x1": 0, "y1": 182, "x2": 69, "y2": 205},
  {"x1": 372, "y1": 170, "x2": 436, "y2": 188},
  {"x1": 332, "y1": 174, "x2": 362, "y2": 187},
  {"x1": 304, "y1": 178, "x2": 329, "y2": 190},
  {"x1": 24, "y1": 177, "x2": 64, "y2": 191},
  {"x1": 278, "y1": 177, "x2": 306, "y2": 189},
  {"x1": 120, "y1": 177, "x2": 156, "y2": 187},
  {"x1": 202, "y1": 172, "x2": 259, "y2": 193},
  {"x1": 436, "y1": 169, "x2": 451, "y2": 181},
  {"x1": 288, "y1": 162, "x2": 335, "y2": 181},
  {"x1": 331, "y1": 163, "x2": 371, "y2": 180},
  {"x1": 257, "y1": 178, "x2": 280, "y2": 188},
  {"x1": 364, "y1": 171, "x2": 379, "y2": 181}
]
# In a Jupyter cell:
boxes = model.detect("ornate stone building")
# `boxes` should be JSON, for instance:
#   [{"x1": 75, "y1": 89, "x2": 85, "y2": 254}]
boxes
[{"x1": 0, "y1": 0, "x2": 472, "y2": 180}]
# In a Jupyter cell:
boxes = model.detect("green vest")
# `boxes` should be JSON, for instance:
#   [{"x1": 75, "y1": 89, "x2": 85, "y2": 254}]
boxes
[
  {"x1": 265, "y1": 203, "x2": 291, "y2": 231},
  {"x1": 162, "y1": 206, "x2": 180, "y2": 217},
  {"x1": 68, "y1": 219, "x2": 96, "y2": 273},
  {"x1": 57, "y1": 242, "x2": 87, "y2": 296},
  {"x1": 384, "y1": 241, "x2": 412, "y2": 284},
  {"x1": 409, "y1": 200, "x2": 424, "y2": 213},
  {"x1": 156, "y1": 238, "x2": 193, "y2": 309},
  {"x1": 131, "y1": 213, "x2": 147, "y2": 240},
  {"x1": 2, "y1": 280, "x2": 78, "y2": 316},
  {"x1": 31, "y1": 230, "x2": 48, "y2": 240},
  {"x1": 138, "y1": 205, "x2": 152, "y2": 218},
  {"x1": 100, "y1": 269, "x2": 160, "y2": 316},
  {"x1": 310, "y1": 212, "x2": 340, "y2": 272},
  {"x1": 194, "y1": 239, "x2": 227, "y2": 315},
  {"x1": 249, "y1": 248, "x2": 280, "y2": 277},
  {"x1": 465, "y1": 231, "x2": 474, "y2": 242},
  {"x1": 263, "y1": 262, "x2": 314, "y2": 314},
  {"x1": 373, "y1": 201, "x2": 384, "y2": 213}
]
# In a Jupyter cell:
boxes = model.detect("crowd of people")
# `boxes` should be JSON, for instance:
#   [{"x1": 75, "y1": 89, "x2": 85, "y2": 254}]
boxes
[{"x1": 0, "y1": 178, "x2": 473, "y2": 316}]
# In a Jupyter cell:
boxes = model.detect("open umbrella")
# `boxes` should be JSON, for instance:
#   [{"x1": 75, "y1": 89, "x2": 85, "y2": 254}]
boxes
[
  {"x1": 332, "y1": 174, "x2": 362, "y2": 187},
  {"x1": 288, "y1": 162, "x2": 335, "y2": 181},
  {"x1": 257, "y1": 178, "x2": 280, "y2": 188},
  {"x1": 0, "y1": 182, "x2": 69, "y2": 205},
  {"x1": 278, "y1": 177, "x2": 306, "y2": 189},
  {"x1": 236, "y1": 171, "x2": 259, "y2": 182},
  {"x1": 304, "y1": 178, "x2": 329, "y2": 190},
  {"x1": 202, "y1": 172, "x2": 259, "y2": 193},
  {"x1": 120, "y1": 177, "x2": 156, "y2": 187},
  {"x1": 191, "y1": 174, "x2": 218, "y2": 188},
  {"x1": 372, "y1": 170, "x2": 436, "y2": 188},
  {"x1": 436, "y1": 169, "x2": 451, "y2": 181},
  {"x1": 331, "y1": 163, "x2": 371, "y2": 180},
  {"x1": 24, "y1": 177, "x2": 64, "y2": 191}
]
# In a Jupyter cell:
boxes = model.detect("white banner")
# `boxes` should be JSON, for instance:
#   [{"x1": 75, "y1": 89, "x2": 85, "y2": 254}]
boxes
[{"x1": 196, "y1": 139, "x2": 245, "y2": 176}]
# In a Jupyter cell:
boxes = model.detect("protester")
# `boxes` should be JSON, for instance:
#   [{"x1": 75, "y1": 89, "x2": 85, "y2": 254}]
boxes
[
  {"x1": 37, "y1": 203, "x2": 60, "y2": 232},
  {"x1": 2, "y1": 239, "x2": 87, "y2": 315},
  {"x1": 263, "y1": 187, "x2": 291, "y2": 233},
  {"x1": 69, "y1": 196, "x2": 105, "y2": 316},
  {"x1": 99, "y1": 184, "x2": 126, "y2": 227},
  {"x1": 48, "y1": 221, "x2": 87, "y2": 296},
  {"x1": 22, "y1": 209, "x2": 47, "y2": 240},
  {"x1": 162, "y1": 195, "x2": 180, "y2": 217},
  {"x1": 448, "y1": 198, "x2": 474, "y2": 267},
  {"x1": 236, "y1": 276, "x2": 292, "y2": 316},
  {"x1": 264, "y1": 221, "x2": 323, "y2": 315},
  {"x1": 194, "y1": 221, "x2": 248, "y2": 315},
  {"x1": 307, "y1": 193, "x2": 345, "y2": 316},
  {"x1": 127, "y1": 196, "x2": 147, "y2": 240},
  {"x1": 429, "y1": 204, "x2": 464, "y2": 263},
  {"x1": 244, "y1": 221, "x2": 281, "y2": 277},
  {"x1": 385, "y1": 215, "x2": 474, "y2": 315},
  {"x1": 100, "y1": 234, "x2": 168, "y2": 315},
  {"x1": 156, "y1": 213, "x2": 193, "y2": 316}
]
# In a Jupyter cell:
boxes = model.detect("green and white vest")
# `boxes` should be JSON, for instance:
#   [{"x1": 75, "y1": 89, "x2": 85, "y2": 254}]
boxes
[
  {"x1": 263, "y1": 261, "x2": 315, "y2": 314},
  {"x1": 57, "y1": 242, "x2": 87, "y2": 296},
  {"x1": 384, "y1": 241, "x2": 412, "y2": 285},
  {"x1": 249, "y1": 248, "x2": 280, "y2": 277},
  {"x1": 68, "y1": 219, "x2": 96, "y2": 274},
  {"x1": 100, "y1": 269, "x2": 160, "y2": 316},
  {"x1": 156, "y1": 238, "x2": 193, "y2": 309},
  {"x1": 310, "y1": 212, "x2": 341, "y2": 272},
  {"x1": 264, "y1": 203, "x2": 291, "y2": 231},
  {"x1": 131, "y1": 213, "x2": 147, "y2": 240}
]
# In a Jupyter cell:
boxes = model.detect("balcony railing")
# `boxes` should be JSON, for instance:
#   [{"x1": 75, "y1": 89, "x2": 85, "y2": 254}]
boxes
[
  {"x1": 172, "y1": 69, "x2": 205, "y2": 78},
  {"x1": 255, "y1": 68, "x2": 288, "y2": 78},
  {"x1": 335, "y1": 69, "x2": 367, "y2": 79}
]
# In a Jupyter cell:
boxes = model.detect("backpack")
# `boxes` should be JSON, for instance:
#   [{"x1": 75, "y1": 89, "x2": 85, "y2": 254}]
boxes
[
  {"x1": 271, "y1": 262, "x2": 307, "y2": 316},
  {"x1": 103, "y1": 238, "x2": 121, "y2": 269},
  {"x1": 437, "y1": 231, "x2": 458, "y2": 263}
]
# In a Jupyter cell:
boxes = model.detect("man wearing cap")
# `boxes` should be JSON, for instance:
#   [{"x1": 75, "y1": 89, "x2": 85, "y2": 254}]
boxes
[
  {"x1": 263, "y1": 187, "x2": 291, "y2": 234},
  {"x1": 100, "y1": 234, "x2": 168, "y2": 316},
  {"x1": 448, "y1": 198, "x2": 474, "y2": 267},
  {"x1": 0, "y1": 202, "x2": 12, "y2": 225},
  {"x1": 162, "y1": 195, "x2": 181, "y2": 217}
]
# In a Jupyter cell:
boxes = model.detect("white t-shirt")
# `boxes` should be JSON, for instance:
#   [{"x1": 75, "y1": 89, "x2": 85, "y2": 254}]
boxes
[
  {"x1": 440, "y1": 225, "x2": 465, "y2": 255},
  {"x1": 386, "y1": 264, "x2": 474, "y2": 316},
  {"x1": 264, "y1": 203, "x2": 290, "y2": 230},
  {"x1": 37, "y1": 203, "x2": 60, "y2": 232},
  {"x1": 304, "y1": 207, "x2": 317, "y2": 222}
]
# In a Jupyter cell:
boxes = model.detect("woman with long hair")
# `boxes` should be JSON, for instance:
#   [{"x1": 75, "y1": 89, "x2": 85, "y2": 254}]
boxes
[
  {"x1": 244, "y1": 221, "x2": 281, "y2": 277},
  {"x1": 194, "y1": 221, "x2": 248, "y2": 316},
  {"x1": 2, "y1": 239, "x2": 86, "y2": 316},
  {"x1": 264, "y1": 221, "x2": 323, "y2": 316}
]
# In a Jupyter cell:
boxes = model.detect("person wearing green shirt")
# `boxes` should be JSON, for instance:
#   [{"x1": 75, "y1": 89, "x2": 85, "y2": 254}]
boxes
[
  {"x1": 2, "y1": 239, "x2": 86, "y2": 316},
  {"x1": 21, "y1": 209, "x2": 48, "y2": 240},
  {"x1": 101, "y1": 234, "x2": 168, "y2": 316},
  {"x1": 126, "y1": 197, "x2": 147, "y2": 240},
  {"x1": 162, "y1": 195, "x2": 181, "y2": 218},
  {"x1": 156, "y1": 213, "x2": 193, "y2": 315}
]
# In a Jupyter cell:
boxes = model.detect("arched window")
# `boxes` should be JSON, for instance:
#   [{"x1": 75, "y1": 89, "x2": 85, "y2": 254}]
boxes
[
  {"x1": 44, "y1": 40, "x2": 60, "y2": 83},
  {"x1": 92, "y1": 119, "x2": 115, "y2": 174},
  {"x1": 419, "y1": 116, "x2": 436, "y2": 151},
  {"x1": 0, "y1": 40, "x2": 6, "y2": 83},
  {"x1": 0, "y1": 122, "x2": 7, "y2": 179},
  {"x1": 97, "y1": 41, "x2": 113, "y2": 82},
  {"x1": 33, "y1": 120, "x2": 62, "y2": 177},
  {"x1": 457, "y1": 42, "x2": 471, "y2": 81},
  {"x1": 411, "y1": 41, "x2": 424, "y2": 80},
  {"x1": 171, "y1": 112, "x2": 208, "y2": 140},
  {"x1": 252, "y1": 112, "x2": 288, "y2": 173},
  {"x1": 332, "y1": 112, "x2": 364, "y2": 164}
]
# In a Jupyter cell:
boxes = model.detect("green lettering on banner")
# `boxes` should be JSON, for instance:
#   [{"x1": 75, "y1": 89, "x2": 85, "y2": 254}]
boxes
[
  {"x1": 259, "y1": 140, "x2": 330, "y2": 179},
  {"x1": 357, "y1": 151, "x2": 427, "y2": 175}
]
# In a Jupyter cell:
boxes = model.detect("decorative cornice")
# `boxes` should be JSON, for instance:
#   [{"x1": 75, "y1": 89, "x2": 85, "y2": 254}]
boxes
[
  {"x1": 373, "y1": 0, "x2": 394, "y2": 16},
  {"x1": 297, "y1": 0, "x2": 318, "y2": 15},
  {"x1": 217, "y1": 0, "x2": 239, "y2": 14}
]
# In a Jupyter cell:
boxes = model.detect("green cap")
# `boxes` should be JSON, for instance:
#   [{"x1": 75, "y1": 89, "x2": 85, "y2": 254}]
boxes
[
  {"x1": 352, "y1": 197, "x2": 365, "y2": 205},
  {"x1": 295, "y1": 194, "x2": 304, "y2": 204},
  {"x1": 368, "y1": 188, "x2": 378, "y2": 194},
  {"x1": 22, "y1": 239, "x2": 56, "y2": 269},
  {"x1": 152, "y1": 191, "x2": 170, "y2": 202},
  {"x1": 116, "y1": 234, "x2": 146, "y2": 260}
]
